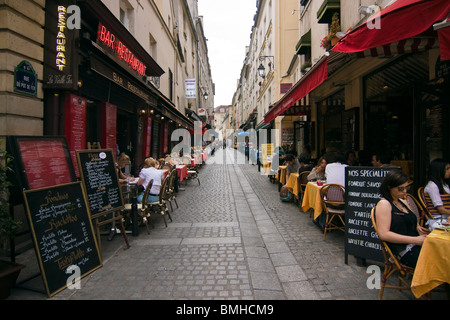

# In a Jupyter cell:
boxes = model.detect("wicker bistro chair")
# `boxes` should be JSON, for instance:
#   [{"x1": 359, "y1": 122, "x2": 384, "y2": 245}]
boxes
[
  {"x1": 319, "y1": 183, "x2": 346, "y2": 241},
  {"x1": 123, "y1": 179, "x2": 152, "y2": 234},
  {"x1": 297, "y1": 171, "x2": 310, "y2": 205},
  {"x1": 163, "y1": 169, "x2": 178, "y2": 212},
  {"x1": 370, "y1": 207, "x2": 416, "y2": 300},
  {"x1": 147, "y1": 175, "x2": 172, "y2": 227},
  {"x1": 417, "y1": 187, "x2": 450, "y2": 220},
  {"x1": 404, "y1": 193, "x2": 428, "y2": 226},
  {"x1": 182, "y1": 155, "x2": 200, "y2": 185}
]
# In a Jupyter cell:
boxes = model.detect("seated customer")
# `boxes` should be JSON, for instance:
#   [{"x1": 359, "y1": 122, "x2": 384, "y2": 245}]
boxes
[
  {"x1": 424, "y1": 158, "x2": 450, "y2": 217},
  {"x1": 136, "y1": 157, "x2": 165, "y2": 203},
  {"x1": 284, "y1": 154, "x2": 300, "y2": 184},
  {"x1": 298, "y1": 155, "x2": 314, "y2": 174},
  {"x1": 375, "y1": 170, "x2": 429, "y2": 268},
  {"x1": 324, "y1": 152, "x2": 348, "y2": 187},
  {"x1": 307, "y1": 157, "x2": 326, "y2": 181}
]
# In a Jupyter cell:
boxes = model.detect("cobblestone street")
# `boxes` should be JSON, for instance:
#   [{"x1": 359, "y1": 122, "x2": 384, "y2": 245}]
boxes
[{"x1": 7, "y1": 147, "x2": 436, "y2": 301}]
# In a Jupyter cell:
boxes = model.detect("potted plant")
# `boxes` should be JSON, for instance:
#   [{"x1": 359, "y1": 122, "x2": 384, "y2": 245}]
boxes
[
  {"x1": 301, "y1": 60, "x2": 312, "y2": 74},
  {"x1": 320, "y1": 36, "x2": 331, "y2": 51},
  {"x1": 0, "y1": 144, "x2": 24, "y2": 300},
  {"x1": 327, "y1": 12, "x2": 341, "y2": 47}
]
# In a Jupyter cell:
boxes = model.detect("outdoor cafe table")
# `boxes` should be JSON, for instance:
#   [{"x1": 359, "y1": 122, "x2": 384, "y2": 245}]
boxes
[
  {"x1": 275, "y1": 166, "x2": 287, "y2": 185},
  {"x1": 176, "y1": 164, "x2": 189, "y2": 182},
  {"x1": 301, "y1": 182, "x2": 324, "y2": 219},
  {"x1": 411, "y1": 228, "x2": 450, "y2": 298},
  {"x1": 286, "y1": 173, "x2": 300, "y2": 199}
]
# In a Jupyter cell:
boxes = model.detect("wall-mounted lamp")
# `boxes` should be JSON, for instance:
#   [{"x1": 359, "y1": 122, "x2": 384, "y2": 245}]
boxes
[
  {"x1": 258, "y1": 56, "x2": 274, "y2": 78},
  {"x1": 358, "y1": 5, "x2": 380, "y2": 16}
]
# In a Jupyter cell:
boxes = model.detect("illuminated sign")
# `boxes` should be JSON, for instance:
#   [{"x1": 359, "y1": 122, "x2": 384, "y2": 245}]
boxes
[
  {"x1": 56, "y1": 6, "x2": 67, "y2": 71},
  {"x1": 97, "y1": 23, "x2": 148, "y2": 76}
]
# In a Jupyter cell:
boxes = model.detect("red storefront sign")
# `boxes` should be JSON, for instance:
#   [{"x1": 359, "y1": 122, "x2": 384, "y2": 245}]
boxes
[
  {"x1": 102, "y1": 102, "x2": 117, "y2": 155},
  {"x1": 97, "y1": 23, "x2": 147, "y2": 76},
  {"x1": 143, "y1": 115, "x2": 152, "y2": 158},
  {"x1": 18, "y1": 138, "x2": 73, "y2": 190},
  {"x1": 65, "y1": 94, "x2": 86, "y2": 177}
]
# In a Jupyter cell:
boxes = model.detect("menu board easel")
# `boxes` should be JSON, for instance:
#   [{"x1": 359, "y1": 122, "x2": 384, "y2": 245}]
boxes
[
  {"x1": 23, "y1": 182, "x2": 102, "y2": 297},
  {"x1": 344, "y1": 167, "x2": 397, "y2": 264},
  {"x1": 76, "y1": 149, "x2": 129, "y2": 250}
]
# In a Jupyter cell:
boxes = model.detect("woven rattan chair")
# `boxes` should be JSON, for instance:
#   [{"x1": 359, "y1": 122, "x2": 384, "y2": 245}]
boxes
[
  {"x1": 404, "y1": 193, "x2": 428, "y2": 226},
  {"x1": 148, "y1": 175, "x2": 172, "y2": 227},
  {"x1": 319, "y1": 183, "x2": 346, "y2": 240},
  {"x1": 370, "y1": 207, "x2": 416, "y2": 300},
  {"x1": 417, "y1": 187, "x2": 450, "y2": 220},
  {"x1": 297, "y1": 171, "x2": 310, "y2": 204}
]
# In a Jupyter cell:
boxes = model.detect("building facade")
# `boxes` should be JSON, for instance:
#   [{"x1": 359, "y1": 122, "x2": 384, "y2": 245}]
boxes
[{"x1": 1, "y1": 0, "x2": 214, "y2": 176}]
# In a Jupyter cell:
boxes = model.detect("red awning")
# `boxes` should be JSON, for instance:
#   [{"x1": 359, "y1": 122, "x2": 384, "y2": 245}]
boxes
[
  {"x1": 332, "y1": 0, "x2": 450, "y2": 57},
  {"x1": 264, "y1": 58, "x2": 328, "y2": 124}
]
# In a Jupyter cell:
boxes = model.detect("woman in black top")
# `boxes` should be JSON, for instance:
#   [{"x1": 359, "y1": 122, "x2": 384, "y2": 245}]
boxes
[{"x1": 375, "y1": 170, "x2": 429, "y2": 267}]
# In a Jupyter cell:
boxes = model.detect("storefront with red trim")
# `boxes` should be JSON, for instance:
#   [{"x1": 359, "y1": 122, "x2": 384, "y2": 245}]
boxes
[{"x1": 43, "y1": 0, "x2": 193, "y2": 174}]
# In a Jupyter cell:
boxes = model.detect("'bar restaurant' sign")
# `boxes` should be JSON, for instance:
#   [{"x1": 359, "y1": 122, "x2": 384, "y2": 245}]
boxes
[{"x1": 97, "y1": 23, "x2": 148, "y2": 77}]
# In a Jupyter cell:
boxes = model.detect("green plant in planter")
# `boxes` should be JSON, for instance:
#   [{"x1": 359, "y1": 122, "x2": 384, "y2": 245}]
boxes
[
  {"x1": 0, "y1": 145, "x2": 21, "y2": 246},
  {"x1": 301, "y1": 60, "x2": 312, "y2": 73},
  {"x1": 327, "y1": 12, "x2": 341, "y2": 46}
]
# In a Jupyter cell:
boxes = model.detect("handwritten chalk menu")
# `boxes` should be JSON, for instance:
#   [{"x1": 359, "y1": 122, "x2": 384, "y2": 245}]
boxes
[
  {"x1": 344, "y1": 167, "x2": 396, "y2": 263},
  {"x1": 23, "y1": 182, "x2": 102, "y2": 297},
  {"x1": 76, "y1": 149, "x2": 124, "y2": 219},
  {"x1": 9, "y1": 136, "x2": 76, "y2": 191}
]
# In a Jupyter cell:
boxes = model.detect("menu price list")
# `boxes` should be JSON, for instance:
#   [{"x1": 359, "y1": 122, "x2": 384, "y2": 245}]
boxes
[
  {"x1": 24, "y1": 182, "x2": 102, "y2": 297},
  {"x1": 345, "y1": 167, "x2": 395, "y2": 263},
  {"x1": 18, "y1": 139, "x2": 73, "y2": 190},
  {"x1": 77, "y1": 150, "x2": 123, "y2": 218}
]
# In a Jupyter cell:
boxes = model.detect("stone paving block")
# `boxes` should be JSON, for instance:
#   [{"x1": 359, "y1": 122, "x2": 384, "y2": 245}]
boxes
[{"x1": 250, "y1": 271, "x2": 283, "y2": 291}]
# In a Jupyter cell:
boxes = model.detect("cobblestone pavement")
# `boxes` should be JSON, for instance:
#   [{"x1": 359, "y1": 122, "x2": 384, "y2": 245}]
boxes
[{"x1": 6, "y1": 147, "x2": 445, "y2": 300}]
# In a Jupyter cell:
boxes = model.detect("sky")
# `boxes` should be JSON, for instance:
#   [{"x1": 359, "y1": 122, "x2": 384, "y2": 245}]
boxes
[{"x1": 197, "y1": 0, "x2": 258, "y2": 108}]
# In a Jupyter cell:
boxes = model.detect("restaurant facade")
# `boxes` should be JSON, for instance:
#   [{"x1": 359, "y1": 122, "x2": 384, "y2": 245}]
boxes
[
  {"x1": 42, "y1": 0, "x2": 195, "y2": 175},
  {"x1": 258, "y1": 0, "x2": 450, "y2": 190}
]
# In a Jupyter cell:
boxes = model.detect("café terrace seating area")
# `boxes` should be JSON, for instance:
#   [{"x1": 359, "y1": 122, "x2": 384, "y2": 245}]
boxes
[{"x1": 262, "y1": 155, "x2": 450, "y2": 300}]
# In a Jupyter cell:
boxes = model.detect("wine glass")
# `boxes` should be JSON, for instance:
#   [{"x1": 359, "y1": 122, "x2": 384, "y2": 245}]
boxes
[{"x1": 441, "y1": 215, "x2": 449, "y2": 234}]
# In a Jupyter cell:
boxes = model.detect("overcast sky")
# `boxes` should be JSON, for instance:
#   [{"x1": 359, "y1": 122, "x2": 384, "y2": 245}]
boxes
[{"x1": 197, "y1": 0, "x2": 258, "y2": 108}]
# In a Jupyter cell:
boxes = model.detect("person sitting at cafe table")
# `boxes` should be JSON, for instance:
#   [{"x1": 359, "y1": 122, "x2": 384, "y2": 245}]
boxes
[
  {"x1": 307, "y1": 156, "x2": 327, "y2": 182},
  {"x1": 284, "y1": 154, "x2": 300, "y2": 185},
  {"x1": 424, "y1": 158, "x2": 450, "y2": 218},
  {"x1": 324, "y1": 152, "x2": 348, "y2": 187},
  {"x1": 298, "y1": 155, "x2": 314, "y2": 174},
  {"x1": 374, "y1": 170, "x2": 429, "y2": 268},
  {"x1": 116, "y1": 153, "x2": 135, "y2": 184},
  {"x1": 136, "y1": 157, "x2": 164, "y2": 203}
]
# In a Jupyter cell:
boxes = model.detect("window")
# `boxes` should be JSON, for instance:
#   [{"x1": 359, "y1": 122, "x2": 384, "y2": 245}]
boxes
[
  {"x1": 120, "y1": 0, "x2": 134, "y2": 33},
  {"x1": 149, "y1": 33, "x2": 157, "y2": 60}
]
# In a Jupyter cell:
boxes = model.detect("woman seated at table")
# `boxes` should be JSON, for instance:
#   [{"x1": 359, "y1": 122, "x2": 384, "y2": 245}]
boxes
[
  {"x1": 116, "y1": 153, "x2": 135, "y2": 184},
  {"x1": 307, "y1": 157, "x2": 327, "y2": 182},
  {"x1": 375, "y1": 170, "x2": 429, "y2": 268},
  {"x1": 136, "y1": 157, "x2": 164, "y2": 203},
  {"x1": 424, "y1": 158, "x2": 450, "y2": 218}
]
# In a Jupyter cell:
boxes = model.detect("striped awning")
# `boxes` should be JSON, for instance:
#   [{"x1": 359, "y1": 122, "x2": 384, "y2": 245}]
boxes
[
  {"x1": 354, "y1": 36, "x2": 438, "y2": 58},
  {"x1": 332, "y1": 0, "x2": 450, "y2": 59},
  {"x1": 264, "y1": 57, "x2": 327, "y2": 124}
]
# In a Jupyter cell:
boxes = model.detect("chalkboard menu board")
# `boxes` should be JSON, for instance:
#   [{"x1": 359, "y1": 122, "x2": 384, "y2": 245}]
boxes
[
  {"x1": 76, "y1": 149, "x2": 124, "y2": 219},
  {"x1": 23, "y1": 182, "x2": 102, "y2": 297},
  {"x1": 344, "y1": 167, "x2": 397, "y2": 264}
]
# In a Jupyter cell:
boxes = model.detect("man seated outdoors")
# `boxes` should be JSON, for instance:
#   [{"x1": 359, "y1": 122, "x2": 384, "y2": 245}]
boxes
[
  {"x1": 136, "y1": 157, "x2": 165, "y2": 203},
  {"x1": 284, "y1": 154, "x2": 300, "y2": 185}
]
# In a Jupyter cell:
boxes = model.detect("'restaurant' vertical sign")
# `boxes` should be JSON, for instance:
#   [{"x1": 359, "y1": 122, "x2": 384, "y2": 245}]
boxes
[{"x1": 43, "y1": 0, "x2": 79, "y2": 90}]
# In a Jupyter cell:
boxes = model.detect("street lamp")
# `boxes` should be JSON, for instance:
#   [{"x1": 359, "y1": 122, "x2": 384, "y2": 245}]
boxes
[
  {"x1": 203, "y1": 92, "x2": 209, "y2": 100},
  {"x1": 257, "y1": 56, "x2": 274, "y2": 78}
]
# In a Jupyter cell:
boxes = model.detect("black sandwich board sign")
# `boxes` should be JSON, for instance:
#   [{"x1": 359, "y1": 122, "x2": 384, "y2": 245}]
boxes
[
  {"x1": 76, "y1": 149, "x2": 125, "y2": 219},
  {"x1": 344, "y1": 166, "x2": 397, "y2": 264},
  {"x1": 23, "y1": 182, "x2": 102, "y2": 297}
]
